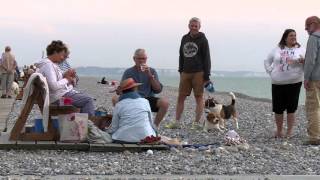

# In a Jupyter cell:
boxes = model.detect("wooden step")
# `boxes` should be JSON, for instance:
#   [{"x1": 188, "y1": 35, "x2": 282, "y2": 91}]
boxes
[{"x1": 0, "y1": 133, "x2": 169, "y2": 152}]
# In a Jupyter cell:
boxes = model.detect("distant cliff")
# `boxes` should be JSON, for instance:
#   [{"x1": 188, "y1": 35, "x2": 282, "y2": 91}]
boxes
[{"x1": 75, "y1": 66, "x2": 267, "y2": 78}]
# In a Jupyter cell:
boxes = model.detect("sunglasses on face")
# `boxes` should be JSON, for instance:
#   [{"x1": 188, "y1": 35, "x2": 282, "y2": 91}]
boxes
[{"x1": 136, "y1": 57, "x2": 147, "y2": 60}]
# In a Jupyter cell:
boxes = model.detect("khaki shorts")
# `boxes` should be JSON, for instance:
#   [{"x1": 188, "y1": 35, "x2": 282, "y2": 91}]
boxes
[
  {"x1": 306, "y1": 81, "x2": 320, "y2": 141},
  {"x1": 179, "y1": 72, "x2": 204, "y2": 96}
]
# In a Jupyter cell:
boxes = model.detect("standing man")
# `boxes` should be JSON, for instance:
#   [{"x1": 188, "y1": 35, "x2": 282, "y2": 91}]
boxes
[
  {"x1": 166, "y1": 17, "x2": 211, "y2": 129},
  {"x1": 304, "y1": 16, "x2": 320, "y2": 144},
  {"x1": 0, "y1": 46, "x2": 17, "y2": 98},
  {"x1": 114, "y1": 48, "x2": 169, "y2": 128}
]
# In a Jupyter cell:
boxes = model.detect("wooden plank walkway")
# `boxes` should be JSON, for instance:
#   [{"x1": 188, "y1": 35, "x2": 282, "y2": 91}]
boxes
[
  {"x1": 0, "y1": 132, "x2": 169, "y2": 152},
  {"x1": 0, "y1": 97, "x2": 169, "y2": 152},
  {"x1": 0, "y1": 98, "x2": 15, "y2": 132}
]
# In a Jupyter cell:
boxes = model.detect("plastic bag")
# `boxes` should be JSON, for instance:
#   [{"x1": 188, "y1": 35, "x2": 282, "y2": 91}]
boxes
[{"x1": 58, "y1": 113, "x2": 88, "y2": 142}]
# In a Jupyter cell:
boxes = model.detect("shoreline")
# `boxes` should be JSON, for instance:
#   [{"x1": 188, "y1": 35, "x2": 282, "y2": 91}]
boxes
[{"x1": 85, "y1": 75, "x2": 273, "y2": 104}]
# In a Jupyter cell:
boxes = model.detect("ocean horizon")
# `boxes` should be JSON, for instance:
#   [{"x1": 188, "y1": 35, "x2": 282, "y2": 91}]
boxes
[{"x1": 80, "y1": 74, "x2": 306, "y2": 105}]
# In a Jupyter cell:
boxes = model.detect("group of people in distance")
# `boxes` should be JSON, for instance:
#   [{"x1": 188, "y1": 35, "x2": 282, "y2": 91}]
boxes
[
  {"x1": 264, "y1": 16, "x2": 320, "y2": 145},
  {"x1": 2, "y1": 15, "x2": 320, "y2": 145}
]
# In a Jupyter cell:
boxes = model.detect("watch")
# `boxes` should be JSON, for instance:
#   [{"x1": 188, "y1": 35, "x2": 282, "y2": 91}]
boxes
[{"x1": 149, "y1": 74, "x2": 155, "y2": 80}]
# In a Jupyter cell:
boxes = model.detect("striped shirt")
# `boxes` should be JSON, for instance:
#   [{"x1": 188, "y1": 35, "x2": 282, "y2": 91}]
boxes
[
  {"x1": 58, "y1": 60, "x2": 72, "y2": 73},
  {"x1": 58, "y1": 60, "x2": 79, "y2": 86}
]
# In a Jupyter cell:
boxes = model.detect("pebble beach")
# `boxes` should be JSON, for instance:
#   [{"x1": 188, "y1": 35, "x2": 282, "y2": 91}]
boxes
[{"x1": 1, "y1": 76, "x2": 320, "y2": 176}]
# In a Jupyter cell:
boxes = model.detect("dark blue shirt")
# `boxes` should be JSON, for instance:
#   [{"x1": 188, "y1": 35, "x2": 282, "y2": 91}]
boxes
[{"x1": 121, "y1": 66, "x2": 162, "y2": 97}]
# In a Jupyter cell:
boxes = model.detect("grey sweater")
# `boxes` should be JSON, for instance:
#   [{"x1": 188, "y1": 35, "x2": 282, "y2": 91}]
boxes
[{"x1": 304, "y1": 31, "x2": 320, "y2": 81}]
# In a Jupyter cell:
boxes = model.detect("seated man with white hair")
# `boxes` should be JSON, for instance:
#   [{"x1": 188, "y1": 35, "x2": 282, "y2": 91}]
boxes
[{"x1": 112, "y1": 48, "x2": 169, "y2": 128}]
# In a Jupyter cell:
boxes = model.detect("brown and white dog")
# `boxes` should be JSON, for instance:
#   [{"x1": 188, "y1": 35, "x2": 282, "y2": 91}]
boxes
[{"x1": 204, "y1": 92, "x2": 238, "y2": 132}]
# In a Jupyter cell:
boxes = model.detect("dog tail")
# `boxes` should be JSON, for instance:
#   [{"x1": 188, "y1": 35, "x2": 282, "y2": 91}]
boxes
[{"x1": 229, "y1": 92, "x2": 236, "y2": 105}]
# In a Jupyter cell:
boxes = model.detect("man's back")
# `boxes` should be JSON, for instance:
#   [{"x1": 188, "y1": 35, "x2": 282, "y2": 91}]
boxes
[
  {"x1": 1, "y1": 52, "x2": 16, "y2": 73},
  {"x1": 111, "y1": 97, "x2": 156, "y2": 142},
  {"x1": 305, "y1": 31, "x2": 320, "y2": 81}
]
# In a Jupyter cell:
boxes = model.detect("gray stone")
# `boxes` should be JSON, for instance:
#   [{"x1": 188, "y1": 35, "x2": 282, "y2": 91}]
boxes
[
  {"x1": 170, "y1": 147, "x2": 180, "y2": 153},
  {"x1": 238, "y1": 143, "x2": 250, "y2": 151},
  {"x1": 0, "y1": 77, "x2": 316, "y2": 176},
  {"x1": 224, "y1": 146, "x2": 239, "y2": 153}
]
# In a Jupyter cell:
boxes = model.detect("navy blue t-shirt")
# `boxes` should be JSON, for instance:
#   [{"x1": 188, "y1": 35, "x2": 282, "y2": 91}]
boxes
[{"x1": 121, "y1": 66, "x2": 163, "y2": 97}]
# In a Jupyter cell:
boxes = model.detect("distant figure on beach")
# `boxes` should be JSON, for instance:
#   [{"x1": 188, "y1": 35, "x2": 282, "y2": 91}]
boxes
[
  {"x1": 58, "y1": 47, "x2": 79, "y2": 86},
  {"x1": 110, "y1": 78, "x2": 157, "y2": 143},
  {"x1": 166, "y1": 17, "x2": 211, "y2": 129},
  {"x1": 264, "y1": 29, "x2": 305, "y2": 138},
  {"x1": 0, "y1": 46, "x2": 17, "y2": 98},
  {"x1": 36, "y1": 40, "x2": 95, "y2": 116},
  {"x1": 304, "y1": 16, "x2": 320, "y2": 144},
  {"x1": 112, "y1": 48, "x2": 169, "y2": 128},
  {"x1": 14, "y1": 65, "x2": 20, "y2": 83},
  {"x1": 100, "y1": 77, "x2": 107, "y2": 84}
]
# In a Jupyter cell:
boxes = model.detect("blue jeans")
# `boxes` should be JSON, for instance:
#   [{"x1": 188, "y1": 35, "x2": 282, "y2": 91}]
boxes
[{"x1": 63, "y1": 91, "x2": 95, "y2": 116}]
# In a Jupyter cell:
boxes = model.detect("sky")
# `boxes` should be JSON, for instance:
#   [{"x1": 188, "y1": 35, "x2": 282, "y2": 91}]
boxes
[{"x1": 0, "y1": 0, "x2": 319, "y2": 72}]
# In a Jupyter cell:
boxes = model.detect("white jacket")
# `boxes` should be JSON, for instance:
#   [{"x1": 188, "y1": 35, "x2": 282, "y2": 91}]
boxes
[
  {"x1": 110, "y1": 97, "x2": 156, "y2": 143},
  {"x1": 35, "y1": 58, "x2": 73, "y2": 103},
  {"x1": 264, "y1": 46, "x2": 305, "y2": 85}
]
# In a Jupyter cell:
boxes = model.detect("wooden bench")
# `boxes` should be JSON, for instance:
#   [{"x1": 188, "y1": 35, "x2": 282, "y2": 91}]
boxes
[
  {"x1": 0, "y1": 132, "x2": 169, "y2": 152},
  {"x1": 10, "y1": 76, "x2": 112, "y2": 141},
  {"x1": 10, "y1": 76, "x2": 79, "y2": 141}
]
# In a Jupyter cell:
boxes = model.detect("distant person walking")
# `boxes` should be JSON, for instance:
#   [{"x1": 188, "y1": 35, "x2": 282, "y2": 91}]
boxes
[
  {"x1": 264, "y1": 29, "x2": 305, "y2": 138},
  {"x1": 304, "y1": 16, "x2": 320, "y2": 144},
  {"x1": 0, "y1": 46, "x2": 17, "y2": 98},
  {"x1": 166, "y1": 17, "x2": 211, "y2": 129}
]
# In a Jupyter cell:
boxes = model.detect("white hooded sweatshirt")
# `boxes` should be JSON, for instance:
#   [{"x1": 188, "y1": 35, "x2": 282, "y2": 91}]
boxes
[
  {"x1": 264, "y1": 46, "x2": 305, "y2": 85},
  {"x1": 35, "y1": 58, "x2": 73, "y2": 103}
]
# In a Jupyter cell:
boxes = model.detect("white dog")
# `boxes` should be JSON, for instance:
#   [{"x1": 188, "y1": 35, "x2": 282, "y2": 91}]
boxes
[{"x1": 11, "y1": 81, "x2": 20, "y2": 96}]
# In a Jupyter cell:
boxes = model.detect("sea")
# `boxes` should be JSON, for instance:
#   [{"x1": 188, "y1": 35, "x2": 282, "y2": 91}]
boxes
[{"x1": 86, "y1": 74, "x2": 306, "y2": 105}]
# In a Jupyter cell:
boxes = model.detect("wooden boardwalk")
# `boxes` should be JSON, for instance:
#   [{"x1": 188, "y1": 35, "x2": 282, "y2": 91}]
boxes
[
  {"x1": 0, "y1": 98, "x2": 169, "y2": 152},
  {"x1": 0, "y1": 132, "x2": 168, "y2": 152}
]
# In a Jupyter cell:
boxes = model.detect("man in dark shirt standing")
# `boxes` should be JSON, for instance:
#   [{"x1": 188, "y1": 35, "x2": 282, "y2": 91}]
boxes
[{"x1": 166, "y1": 17, "x2": 211, "y2": 129}]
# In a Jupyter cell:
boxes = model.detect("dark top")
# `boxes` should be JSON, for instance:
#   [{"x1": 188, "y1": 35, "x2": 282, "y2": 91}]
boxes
[
  {"x1": 122, "y1": 66, "x2": 163, "y2": 97},
  {"x1": 179, "y1": 32, "x2": 211, "y2": 80}
]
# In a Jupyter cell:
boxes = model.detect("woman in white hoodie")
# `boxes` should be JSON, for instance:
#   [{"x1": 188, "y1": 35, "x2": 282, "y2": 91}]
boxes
[
  {"x1": 264, "y1": 29, "x2": 305, "y2": 138},
  {"x1": 36, "y1": 40, "x2": 95, "y2": 116}
]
